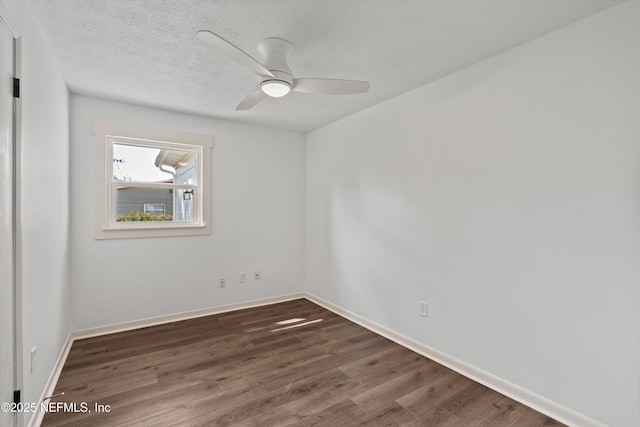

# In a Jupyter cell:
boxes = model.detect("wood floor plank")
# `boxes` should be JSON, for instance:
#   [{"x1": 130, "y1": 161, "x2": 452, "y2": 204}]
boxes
[
  {"x1": 297, "y1": 399, "x2": 370, "y2": 427},
  {"x1": 42, "y1": 299, "x2": 564, "y2": 426},
  {"x1": 396, "y1": 369, "x2": 476, "y2": 415}
]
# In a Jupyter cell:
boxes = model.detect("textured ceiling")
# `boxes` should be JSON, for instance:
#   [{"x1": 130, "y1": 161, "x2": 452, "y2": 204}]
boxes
[{"x1": 28, "y1": 0, "x2": 622, "y2": 133}]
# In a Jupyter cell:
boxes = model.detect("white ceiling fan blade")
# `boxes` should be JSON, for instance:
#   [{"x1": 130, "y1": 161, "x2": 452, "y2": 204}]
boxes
[
  {"x1": 236, "y1": 89, "x2": 267, "y2": 111},
  {"x1": 293, "y1": 78, "x2": 370, "y2": 95},
  {"x1": 197, "y1": 30, "x2": 274, "y2": 78}
]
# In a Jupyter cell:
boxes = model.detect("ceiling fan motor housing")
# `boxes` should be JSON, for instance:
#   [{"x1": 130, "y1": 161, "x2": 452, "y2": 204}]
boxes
[{"x1": 257, "y1": 38, "x2": 294, "y2": 89}]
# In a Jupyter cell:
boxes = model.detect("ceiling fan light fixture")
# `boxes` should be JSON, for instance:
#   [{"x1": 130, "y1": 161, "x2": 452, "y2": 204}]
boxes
[{"x1": 260, "y1": 80, "x2": 291, "y2": 98}]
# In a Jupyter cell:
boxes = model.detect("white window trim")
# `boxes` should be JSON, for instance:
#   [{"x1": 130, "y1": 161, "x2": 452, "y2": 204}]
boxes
[{"x1": 93, "y1": 121, "x2": 213, "y2": 239}]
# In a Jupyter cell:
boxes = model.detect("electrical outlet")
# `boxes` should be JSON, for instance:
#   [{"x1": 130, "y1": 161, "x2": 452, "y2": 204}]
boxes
[
  {"x1": 419, "y1": 301, "x2": 428, "y2": 317},
  {"x1": 240, "y1": 272, "x2": 247, "y2": 283},
  {"x1": 219, "y1": 277, "x2": 226, "y2": 288},
  {"x1": 254, "y1": 271, "x2": 261, "y2": 280},
  {"x1": 30, "y1": 347, "x2": 36, "y2": 373}
]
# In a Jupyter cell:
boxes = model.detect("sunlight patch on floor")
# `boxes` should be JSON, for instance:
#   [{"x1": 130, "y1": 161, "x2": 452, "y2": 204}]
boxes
[{"x1": 270, "y1": 318, "x2": 323, "y2": 332}]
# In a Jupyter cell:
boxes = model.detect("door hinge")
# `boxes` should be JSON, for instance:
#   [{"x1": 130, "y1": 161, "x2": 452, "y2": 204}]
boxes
[
  {"x1": 13, "y1": 78, "x2": 20, "y2": 98},
  {"x1": 13, "y1": 390, "x2": 20, "y2": 404}
]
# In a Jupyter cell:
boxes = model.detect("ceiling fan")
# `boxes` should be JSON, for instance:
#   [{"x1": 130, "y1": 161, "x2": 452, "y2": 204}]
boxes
[{"x1": 196, "y1": 30, "x2": 370, "y2": 110}]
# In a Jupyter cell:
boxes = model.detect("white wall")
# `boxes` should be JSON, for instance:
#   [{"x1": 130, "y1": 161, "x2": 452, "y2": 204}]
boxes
[
  {"x1": 70, "y1": 95, "x2": 305, "y2": 330},
  {"x1": 306, "y1": 2, "x2": 640, "y2": 426},
  {"x1": 0, "y1": 1, "x2": 71, "y2": 425}
]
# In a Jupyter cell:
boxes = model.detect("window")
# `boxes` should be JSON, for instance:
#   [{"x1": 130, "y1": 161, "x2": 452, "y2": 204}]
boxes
[{"x1": 93, "y1": 122, "x2": 212, "y2": 239}]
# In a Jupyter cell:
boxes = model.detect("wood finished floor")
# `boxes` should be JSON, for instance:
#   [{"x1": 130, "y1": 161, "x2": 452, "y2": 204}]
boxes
[{"x1": 42, "y1": 299, "x2": 562, "y2": 426}]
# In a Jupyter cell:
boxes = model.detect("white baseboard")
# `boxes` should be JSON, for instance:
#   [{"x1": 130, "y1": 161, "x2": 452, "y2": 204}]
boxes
[
  {"x1": 30, "y1": 292, "x2": 604, "y2": 427},
  {"x1": 72, "y1": 292, "x2": 305, "y2": 340},
  {"x1": 304, "y1": 293, "x2": 605, "y2": 427},
  {"x1": 27, "y1": 332, "x2": 73, "y2": 427}
]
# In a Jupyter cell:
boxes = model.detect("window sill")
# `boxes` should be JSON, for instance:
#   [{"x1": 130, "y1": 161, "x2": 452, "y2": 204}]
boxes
[{"x1": 96, "y1": 223, "x2": 210, "y2": 240}]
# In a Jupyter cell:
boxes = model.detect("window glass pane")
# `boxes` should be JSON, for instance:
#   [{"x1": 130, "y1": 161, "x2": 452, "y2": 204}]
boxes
[
  {"x1": 174, "y1": 189, "x2": 195, "y2": 221},
  {"x1": 160, "y1": 149, "x2": 197, "y2": 185},
  {"x1": 112, "y1": 143, "x2": 196, "y2": 184},
  {"x1": 115, "y1": 186, "x2": 194, "y2": 222}
]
